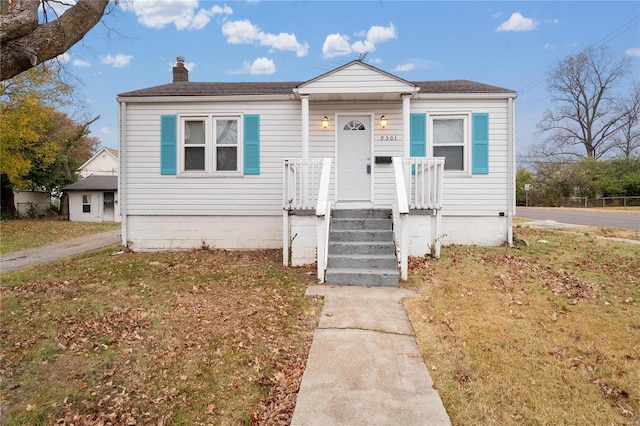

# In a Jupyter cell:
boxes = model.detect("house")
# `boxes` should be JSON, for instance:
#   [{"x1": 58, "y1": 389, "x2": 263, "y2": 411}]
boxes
[
  {"x1": 117, "y1": 57, "x2": 516, "y2": 283},
  {"x1": 78, "y1": 147, "x2": 119, "y2": 178},
  {"x1": 13, "y1": 189, "x2": 50, "y2": 217},
  {"x1": 61, "y1": 147, "x2": 120, "y2": 222},
  {"x1": 62, "y1": 175, "x2": 119, "y2": 222}
]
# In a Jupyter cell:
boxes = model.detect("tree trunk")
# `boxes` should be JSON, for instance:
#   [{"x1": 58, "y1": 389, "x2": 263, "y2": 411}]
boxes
[
  {"x1": 0, "y1": 0, "x2": 110, "y2": 81},
  {"x1": 59, "y1": 191, "x2": 69, "y2": 219},
  {"x1": 1, "y1": 174, "x2": 17, "y2": 217}
]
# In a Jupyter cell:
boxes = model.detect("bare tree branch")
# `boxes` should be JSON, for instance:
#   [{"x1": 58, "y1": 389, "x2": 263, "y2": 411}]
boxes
[
  {"x1": 0, "y1": 0, "x2": 111, "y2": 81},
  {"x1": 536, "y1": 45, "x2": 631, "y2": 159}
]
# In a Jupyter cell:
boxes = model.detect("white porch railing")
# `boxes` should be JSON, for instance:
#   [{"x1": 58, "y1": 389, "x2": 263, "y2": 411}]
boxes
[
  {"x1": 283, "y1": 158, "x2": 327, "y2": 210},
  {"x1": 282, "y1": 158, "x2": 332, "y2": 276},
  {"x1": 392, "y1": 158, "x2": 410, "y2": 280},
  {"x1": 392, "y1": 157, "x2": 445, "y2": 280},
  {"x1": 401, "y1": 157, "x2": 445, "y2": 209},
  {"x1": 315, "y1": 158, "x2": 332, "y2": 282}
]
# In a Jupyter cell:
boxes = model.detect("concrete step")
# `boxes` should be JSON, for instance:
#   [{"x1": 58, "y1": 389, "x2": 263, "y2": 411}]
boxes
[
  {"x1": 328, "y1": 241, "x2": 396, "y2": 255},
  {"x1": 330, "y1": 229, "x2": 393, "y2": 242},
  {"x1": 331, "y1": 218, "x2": 392, "y2": 231},
  {"x1": 327, "y1": 254, "x2": 398, "y2": 270},
  {"x1": 332, "y1": 209, "x2": 391, "y2": 219},
  {"x1": 326, "y1": 268, "x2": 399, "y2": 287}
]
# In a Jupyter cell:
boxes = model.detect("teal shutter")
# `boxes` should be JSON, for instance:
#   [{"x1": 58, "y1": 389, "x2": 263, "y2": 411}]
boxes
[
  {"x1": 472, "y1": 113, "x2": 489, "y2": 174},
  {"x1": 410, "y1": 113, "x2": 426, "y2": 157},
  {"x1": 160, "y1": 115, "x2": 177, "y2": 175},
  {"x1": 244, "y1": 114, "x2": 260, "y2": 175}
]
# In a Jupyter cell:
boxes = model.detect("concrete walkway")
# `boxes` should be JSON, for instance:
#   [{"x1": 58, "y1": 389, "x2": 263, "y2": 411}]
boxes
[
  {"x1": 1, "y1": 230, "x2": 121, "y2": 273},
  {"x1": 291, "y1": 285, "x2": 451, "y2": 426}
]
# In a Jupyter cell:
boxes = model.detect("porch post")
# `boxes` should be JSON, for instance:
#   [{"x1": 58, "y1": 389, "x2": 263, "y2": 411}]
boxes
[
  {"x1": 402, "y1": 94, "x2": 411, "y2": 157},
  {"x1": 301, "y1": 95, "x2": 309, "y2": 159}
]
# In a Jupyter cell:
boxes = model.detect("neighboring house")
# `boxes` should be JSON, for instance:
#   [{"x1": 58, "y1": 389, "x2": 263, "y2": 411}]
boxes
[
  {"x1": 63, "y1": 175, "x2": 120, "y2": 222},
  {"x1": 78, "y1": 147, "x2": 119, "y2": 178},
  {"x1": 13, "y1": 189, "x2": 50, "y2": 217},
  {"x1": 117, "y1": 58, "x2": 516, "y2": 282}
]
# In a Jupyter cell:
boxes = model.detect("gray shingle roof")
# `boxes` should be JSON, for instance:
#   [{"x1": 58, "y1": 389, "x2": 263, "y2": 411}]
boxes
[
  {"x1": 63, "y1": 175, "x2": 118, "y2": 191},
  {"x1": 118, "y1": 79, "x2": 515, "y2": 98}
]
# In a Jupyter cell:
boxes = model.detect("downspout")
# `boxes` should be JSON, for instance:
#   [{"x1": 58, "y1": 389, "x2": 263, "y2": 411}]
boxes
[
  {"x1": 118, "y1": 100, "x2": 127, "y2": 247},
  {"x1": 507, "y1": 96, "x2": 515, "y2": 246},
  {"x1": 402, "y1": 95, "x2": 411, "y2": 157}
]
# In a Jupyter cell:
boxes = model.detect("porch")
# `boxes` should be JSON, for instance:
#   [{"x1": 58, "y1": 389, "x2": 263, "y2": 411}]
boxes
[{"x1": 283, "y1": 157, "x2": 445, "y2": 284}]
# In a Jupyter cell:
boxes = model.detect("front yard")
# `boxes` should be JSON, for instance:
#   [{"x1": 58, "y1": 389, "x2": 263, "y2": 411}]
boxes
[
  {"x1": 0, "y1": 248, "x2": 321, "y2": 425},
  {"x1": 405, "y1": 226, "x2": 640, "y2": 425},
  {"x1": 1, "y1": 221, "x2": 638, "y2": 425}
]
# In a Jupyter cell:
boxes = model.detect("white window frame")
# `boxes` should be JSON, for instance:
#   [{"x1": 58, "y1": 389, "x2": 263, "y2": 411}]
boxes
[
  {"x1": 82, "y1": 194, "x2": 91, "y2": 213},
  {"x1": 178, "y1": 114, "x2": 244, "y2": 176},
  {"x1": 429, "y1": 114, "x2": 471, "y2": 174}
]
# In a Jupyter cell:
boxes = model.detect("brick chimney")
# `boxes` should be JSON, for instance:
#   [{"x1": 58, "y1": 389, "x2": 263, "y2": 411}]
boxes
[{"x1": 172, "y1": 56, "x2": 188, "y2": 83}]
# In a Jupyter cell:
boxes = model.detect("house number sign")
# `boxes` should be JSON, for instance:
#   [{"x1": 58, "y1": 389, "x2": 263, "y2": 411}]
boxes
[{"x1": 379, "y1": 135, "x2": 398, "y2": 141}]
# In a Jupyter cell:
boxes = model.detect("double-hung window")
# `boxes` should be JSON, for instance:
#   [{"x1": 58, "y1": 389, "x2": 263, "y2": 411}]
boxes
[
  {"x1": 430, "y1": 115, "x2": 468, "y2": 172},
  {"x1": 180, "y1": 116, "x2": 241, "y2": 174},
  {"x1": 184, "y1": 119, "x2": 206, "y2": 171},
  {"x1": 214, "y1": 118, "x2": 238, "y2": 171}
]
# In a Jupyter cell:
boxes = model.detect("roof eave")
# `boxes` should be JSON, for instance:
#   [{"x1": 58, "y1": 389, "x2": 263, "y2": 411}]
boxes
[{"x1": 117, "y1": 94, "x2": 297, "y2": 103}]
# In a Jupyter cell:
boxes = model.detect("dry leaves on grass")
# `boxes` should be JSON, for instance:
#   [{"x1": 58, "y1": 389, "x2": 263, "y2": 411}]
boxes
[{"x1": 1, "y1": 248, "x2": 322, "y2": 426}]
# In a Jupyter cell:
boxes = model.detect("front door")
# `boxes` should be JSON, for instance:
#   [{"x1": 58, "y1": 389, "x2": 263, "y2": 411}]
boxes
[
  {"x1": 337, "y1": 115, "x2": 371, "y2": 202},
  {"x1": 103, "y1": 192, "x2": 115, "y2": 222}
]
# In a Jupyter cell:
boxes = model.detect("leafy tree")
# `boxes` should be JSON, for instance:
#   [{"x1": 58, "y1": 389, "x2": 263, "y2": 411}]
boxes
[
  {"x1": 515, "y1": 166, "x2": 533, "y2": 205},
  {"x1": 535, "y1": 45, "x2": 633, "y2": 160},
  {"x1": 0, "y1": 0, "x2": 112, "y2": 81},
  {"x1": 0, "y1": 65, "x2": 98, "y2": 216}
]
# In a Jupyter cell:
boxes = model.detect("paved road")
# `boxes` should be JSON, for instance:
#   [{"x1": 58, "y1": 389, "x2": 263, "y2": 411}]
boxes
[
  {"x1": 1, "y1": 230, "x2": 121, "y2": 273},
  {"x1": 517, "y1": 207, "x2": 640, "y2": 231}
]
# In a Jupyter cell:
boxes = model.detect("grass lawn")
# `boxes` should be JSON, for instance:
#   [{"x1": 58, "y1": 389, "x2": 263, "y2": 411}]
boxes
[
  {"x1": 405, "y1": 226, "x2": 640, "y2": 426},
  {"x1": 0, "y1": 219, "x2": 120, "y2": 254},
  {"x1": 0, "y1": 248, "x2": 321, "y2": 425}
]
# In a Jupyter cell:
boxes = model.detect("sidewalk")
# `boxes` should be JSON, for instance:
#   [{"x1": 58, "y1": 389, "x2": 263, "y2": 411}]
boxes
[
  {"x1": 1, "y1": 230, "x2": 121, "y2": 273},
  {"x1": 291, "y1": 285, "x2": 451, "y2": 426}
]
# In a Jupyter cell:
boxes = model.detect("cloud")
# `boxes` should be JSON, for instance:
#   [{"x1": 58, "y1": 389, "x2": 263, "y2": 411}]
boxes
[
  {"x1": 322, "y1": 33, "x2": 352, "y2": 58},
  {"x1": 394, "y1": 58, "x2": 441, "y2": 72},
  {"x1": 100, "y1": 127, "x2": 111, "y2": 135},
  {"x1": 56, "y1": 53, "x2": 71, "y2": 63},
  {"x1": 101, "y1": 54, "x2": 133, "y2": 68},
  {"x1": 393, "y1": 63, "x2": 415, "y2": 72},
  {"x1": 222, "y1": 19, "x2": 308, "y2": 57},
  {"x1": 230, "y1": 57, "x2": 276, "y2": 75},
  {"x1": 73, "y1": 59, "x2": 91, "y2": 67},
  {"x1": 120, "y1": 0, "x2": 232, "y2": 31},
  {"x1": 369, "y1": 57, "x2": 383, "y2": 64},
  {"x1": 496, "y1": 12, "x2": 538, "y2": 32},
  {"x1": 169, "y1": 60, "x2": 196, "y2": 72},
  {"x1": 541, "y1": 43, "x2": 555, "y2": 51},
  {"x1": 625, "y1": 48, "x2": 640, "y2": 57},
  {"x1": 322, "y1": 23, "x2": 397, "y2": 59}
]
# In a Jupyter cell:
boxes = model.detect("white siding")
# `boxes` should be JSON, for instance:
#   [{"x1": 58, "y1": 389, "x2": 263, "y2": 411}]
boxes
[
  {"x1": 309, "y1": 101, "x2": 404, "y2": 208},
  {"x1": 124, "y1": 100, "x2": 301, "y2": 216},
  {"x1": 68, "y1": 191, "x2": 121, "y2": 222},
  {"x1": 124, "y1": 96, "x2": 510, "y2": 217},
  {"x1": 80, "y1": 152, "x2": 119, "y2": 178},
  {"x1": 299, "y1": 62, "x2": 415, "y2": 95},
  {"x1": 413, "y1": 98, "x2": 511, "y2": 216}
]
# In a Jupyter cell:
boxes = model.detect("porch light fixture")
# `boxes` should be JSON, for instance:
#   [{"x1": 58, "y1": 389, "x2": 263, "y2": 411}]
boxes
[
  {"x1": 321, "y1": 116, "x2": 330, "y2": 128},
  {"x1": 379, "y1": 115, "x2": 387, "y2": 128}
]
